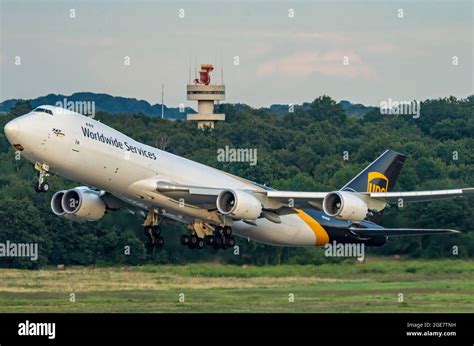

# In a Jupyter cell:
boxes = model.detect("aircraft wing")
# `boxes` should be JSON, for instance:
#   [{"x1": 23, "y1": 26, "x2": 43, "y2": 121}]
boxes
[
  {"x1": 349, "y1": 227, "x2": 461, "y2": 237},
  {"x1": 131, "y1": 179, "x2": 473, "y2": 213},
  {"x1": 246, "y1": 188, "x2": 474, "y2": 208},
  {"x1": 129, "y1": 180, "x2": 223, "y2": 210},
  {"x1": 129, "y1": 179, "x2": 327, "y2": 211},
  {"x1": 154, "y1": 181, "x2": 328, "y2": 210},
  {"x1": 261, "y1": 188, "x2": 474, "y2": 210},
  {"x1": 264, "y1": 191, "x2": 327, "y2": 208},
  {"x1": 364, "y1": 188, "x2": 474, "y2": 203}
]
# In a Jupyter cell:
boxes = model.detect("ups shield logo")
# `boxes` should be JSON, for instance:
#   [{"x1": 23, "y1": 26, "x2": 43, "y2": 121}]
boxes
[{"x1": 367, "y1": 172, "x2": 389, "y2": 192}]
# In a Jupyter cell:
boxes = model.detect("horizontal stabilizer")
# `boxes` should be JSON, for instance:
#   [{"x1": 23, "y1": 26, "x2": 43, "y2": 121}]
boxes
[{"x1": 350, "y1": 227, "x2": 461, "y2": 237}]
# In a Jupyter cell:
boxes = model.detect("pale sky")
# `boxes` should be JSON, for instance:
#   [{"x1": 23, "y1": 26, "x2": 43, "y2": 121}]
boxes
[{"x1": 0, "y1": 0, "x2": 472, "y2": 107}]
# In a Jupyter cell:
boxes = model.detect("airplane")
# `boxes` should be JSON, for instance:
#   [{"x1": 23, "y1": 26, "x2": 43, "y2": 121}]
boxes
[{"x1": 3, "y1": 105, "x2": 473, "y2": 250}]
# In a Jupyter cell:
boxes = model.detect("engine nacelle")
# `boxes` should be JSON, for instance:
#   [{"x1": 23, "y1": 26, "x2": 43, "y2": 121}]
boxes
[
  {"x1": 216, "y1": 189, "x2": 262, "y2": 220},
  {"x1": 51, "y1": 187, "x2": 106, "y2": 221},
  {"x1": 323, "y1": 191, "x2": 368, "y2": 222}
]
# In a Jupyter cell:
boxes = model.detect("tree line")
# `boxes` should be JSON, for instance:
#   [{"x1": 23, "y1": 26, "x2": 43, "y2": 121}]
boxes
[{"x1": 0, "y1": 95, "x2": 473, "y2": 268}]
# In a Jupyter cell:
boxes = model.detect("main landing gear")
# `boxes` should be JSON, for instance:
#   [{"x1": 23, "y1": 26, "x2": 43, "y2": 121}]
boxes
[
  {"x1": 180, "y1": 225, "x2": 235, "y2": 250},
  {"x1": 34, "y1": 162, "x2": 50, "y2": 193},
  {"x1": 143, "y1": 209, "x2": 164, "y2": 248},
  {"x1": 180, "y1": 234, "x2": 205, "y2": 250}
]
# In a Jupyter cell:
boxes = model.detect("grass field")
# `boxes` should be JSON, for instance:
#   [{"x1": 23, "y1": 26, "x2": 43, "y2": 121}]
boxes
[{"x1": 0, "y1": 258, "x2": 473, "y2": 312}]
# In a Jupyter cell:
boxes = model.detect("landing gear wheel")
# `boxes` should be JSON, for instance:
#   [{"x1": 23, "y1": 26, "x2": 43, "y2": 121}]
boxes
[
  {"x1": 40, "y1": 182, "x2": 49, "y2": 192},
  {"x1": 34, "y1": 182, "x2": 49, "y2": 193},
  {"x1": 151, "y1": 225, "x2": 161, "y2": 237},
  {"x1": 155, "y1": 236, "x2": 164, "y2": 247},
  {"x1": 216, "y1": 227, "x2": 225, "y2": 237},
  {"x1": 212, "y1": 236, "x2": 222, "y2": 250},
  {"x1": 223, "y1": 226, "x2": 232, "y2": 238},
  {"x1": 226, "y1": 236, "x2": 235, "y2": 247},
  {"x1": 143, "y1": 226, "x2": 157, "y2": 247},
  {"x1": 189, "y1": 235, "x2": 198, "y2": 248},
  {"x1": 204, "y1": 235, "x2": 214, "y2": 246},
  {"x1": 180, "y1": 235, "x2": 190, "y2": 246},
  {"x1": 144, "y1": 226, "x2": 152, "y2": 238},
  {"x1": 196, "y1": 239, "x2": 205, "y2": 249}
]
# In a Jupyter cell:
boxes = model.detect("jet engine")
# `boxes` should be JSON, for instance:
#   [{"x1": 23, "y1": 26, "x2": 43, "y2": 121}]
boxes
[
  {"x1": 216, "y1": 189, "x2": 262, "y2": 220},
  {"x1": 51, "y1": 187, "x2": 106, "y2": 221},
  {"x1": 323, "y1": 191, "x2": 368, "y2": 222}
]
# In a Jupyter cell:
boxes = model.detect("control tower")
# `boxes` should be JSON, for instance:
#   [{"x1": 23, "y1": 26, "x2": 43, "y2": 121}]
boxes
[{"x1": 187, "y1": 64, "x2": 225, "y2": 129}]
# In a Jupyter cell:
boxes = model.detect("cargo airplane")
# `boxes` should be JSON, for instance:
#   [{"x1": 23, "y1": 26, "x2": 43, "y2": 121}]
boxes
[{"x1": 3, "y1": 106, "x2": 473, "y2": 250}]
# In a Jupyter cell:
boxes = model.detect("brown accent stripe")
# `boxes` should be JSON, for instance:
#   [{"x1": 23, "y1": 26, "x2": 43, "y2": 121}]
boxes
[{"x1": 296, "y1": 209, "x2": 330, "y2": 245}]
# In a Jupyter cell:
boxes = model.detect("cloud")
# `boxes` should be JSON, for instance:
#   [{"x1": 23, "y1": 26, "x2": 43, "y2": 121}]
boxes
[
  {"x1": 247, "y1": 42, "x2": 274, "y2": 59},
  {"x1": 257, "y1": 50, "x2": 376, "y2": 80},
  {"x1": 291, "y1": 31, "x2": 348, "y2": 42},
  {"x1": 365, "y1": 43, "x2": 399, "y2": 54},
  {"x1": 178, "y1": 30, "x2": 348, "y2": 42}
]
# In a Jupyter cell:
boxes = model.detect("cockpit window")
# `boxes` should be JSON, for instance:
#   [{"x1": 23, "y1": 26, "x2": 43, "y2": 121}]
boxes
[{"x1": 33, "y1": 108, "x2": 53, "y2": 115}]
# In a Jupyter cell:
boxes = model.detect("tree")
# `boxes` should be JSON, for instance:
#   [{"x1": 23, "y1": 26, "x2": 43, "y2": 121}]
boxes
[
  {"x1": 309, "y1": 95, "x2": 346, "y2": 125},
  {"x1": 0, "y1": 196, "x2": 52, "y2": 268},
  {"x1": 0, "y1": 94, "x2": 472, "y2": 267}
]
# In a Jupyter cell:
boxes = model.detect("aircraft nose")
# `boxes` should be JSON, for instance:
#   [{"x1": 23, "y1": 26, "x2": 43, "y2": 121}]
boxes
[{"x1": 4, "y1": 119, "x2": 21, "y2": 143}]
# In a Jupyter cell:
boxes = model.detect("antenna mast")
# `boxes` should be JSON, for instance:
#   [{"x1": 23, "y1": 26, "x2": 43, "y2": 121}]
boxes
[
  {"x1": 161, "y1": 84, "x2": 164, "y2": 119},
  {"x1": 188, "y1": 56, "x2": 191, "y2": 84},
  {"x1": 194, "y1": 56, "x2": 197, "y2": 81},
  {"x1": 221, "y1": 55, "x2": 224, "y2": 85}
]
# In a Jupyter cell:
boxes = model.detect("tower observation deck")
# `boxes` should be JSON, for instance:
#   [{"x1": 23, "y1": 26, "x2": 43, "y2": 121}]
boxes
[{"x1": 187, "y1": 64, "x2": 225, "y2": 128}]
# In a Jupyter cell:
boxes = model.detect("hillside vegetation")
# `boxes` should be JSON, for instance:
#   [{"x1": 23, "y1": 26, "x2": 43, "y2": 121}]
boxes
[{"x1": 0, "y1": 95, "x2": 473, "y2": 268}]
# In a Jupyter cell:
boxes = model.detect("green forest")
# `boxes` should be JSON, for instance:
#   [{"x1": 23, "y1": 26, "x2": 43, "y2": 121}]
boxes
[{"x1": 0, "y1": 95, "x2": 473, "y2": 268}]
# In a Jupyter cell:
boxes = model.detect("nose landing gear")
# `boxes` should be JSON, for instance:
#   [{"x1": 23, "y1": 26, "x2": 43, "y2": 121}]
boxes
[{"x1": 34, "y1": 162, "x2": 50, "y2": 193}]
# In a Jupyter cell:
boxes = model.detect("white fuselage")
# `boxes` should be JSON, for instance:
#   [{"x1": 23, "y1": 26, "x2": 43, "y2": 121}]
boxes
[{"x1": 4, "y1": 107, "x2": 323, "y2": 246}]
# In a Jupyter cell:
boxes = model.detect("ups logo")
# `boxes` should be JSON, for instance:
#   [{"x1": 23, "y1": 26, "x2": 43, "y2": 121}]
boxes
[
  {"x1": 367, "y1": 172, "x2": 389, "y2": 192},
  {"x1": 52, "y1": 128, "x2": 65, "y2": 137}
]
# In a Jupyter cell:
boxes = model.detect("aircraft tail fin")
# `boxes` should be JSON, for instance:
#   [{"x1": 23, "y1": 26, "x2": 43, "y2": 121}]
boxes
[{"x1": 341, "y1": 150, "x2": 406, "y2": 193}]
